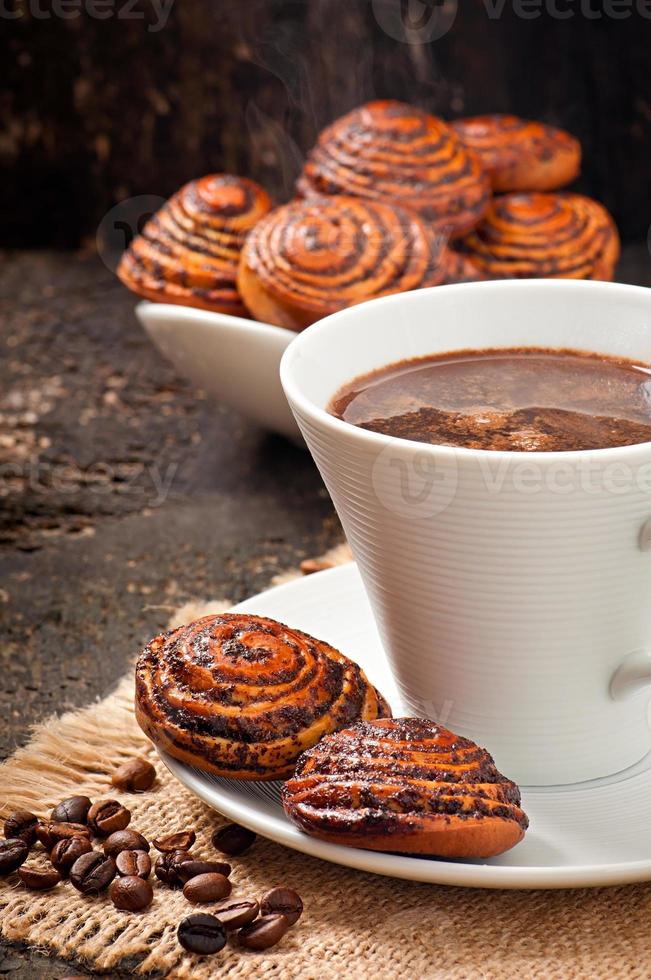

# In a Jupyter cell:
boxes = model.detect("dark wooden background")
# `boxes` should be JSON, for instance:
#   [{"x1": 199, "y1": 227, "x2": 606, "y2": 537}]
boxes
[{"x1": 2, "y1": 0, "x2": 650, "y2": 248}]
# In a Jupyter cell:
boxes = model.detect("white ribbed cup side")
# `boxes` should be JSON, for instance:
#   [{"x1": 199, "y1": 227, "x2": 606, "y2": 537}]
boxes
[
  {"x1": 293, "y1": 407, "x2": 651, "y2": 785},
  {"x1": 281, "y1": 281, "x2": 651, "y2": 786}
]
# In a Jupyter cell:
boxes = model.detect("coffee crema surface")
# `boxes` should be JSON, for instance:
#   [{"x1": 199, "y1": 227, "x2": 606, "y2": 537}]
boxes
[{"x1": 329, "y1": 348, "x2": 651, "y2": 451}]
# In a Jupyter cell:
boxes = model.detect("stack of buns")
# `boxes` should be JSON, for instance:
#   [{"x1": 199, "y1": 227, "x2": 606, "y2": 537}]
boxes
[
  {"x1": 136, "y1": 612, "x2": 528, "y2": 860},
  {"x1": 118, "y1": 101, "x2": 620, "y2": 329}
]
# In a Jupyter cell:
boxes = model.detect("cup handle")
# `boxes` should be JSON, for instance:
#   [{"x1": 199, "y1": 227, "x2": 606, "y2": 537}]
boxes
[{"x1": 610, "y1": 650, "x2": 651, "y2": 700}]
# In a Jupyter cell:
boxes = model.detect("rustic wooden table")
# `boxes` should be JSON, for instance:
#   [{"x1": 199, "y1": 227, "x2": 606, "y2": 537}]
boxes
[{"x1": 1, "y1": 245, "x2": 650, "y2": 976}]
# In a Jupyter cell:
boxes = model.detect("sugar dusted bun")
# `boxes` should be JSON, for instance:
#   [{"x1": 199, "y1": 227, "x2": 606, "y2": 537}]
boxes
[
  {"x1": 135, "y1": 613, "x2": 391, "y2": 780},
  {"x1": 238, "y1": 195, "x2": 449, "y2": 331},
  {"x1": 458, "y1": 192, "x2": 620, "y2": 281},
  {"x1": 297, "y1": 100, "x2": 491, "y2": 237},
  {"x1": 117, "y1": 174, "x2": 272, "y2": 316},
  {"x1": 452, "y1": 114, "x2": 581, "y2": 192},
  {"x1": 282, "y1": 717, "x2": 528, "y2": 858}
]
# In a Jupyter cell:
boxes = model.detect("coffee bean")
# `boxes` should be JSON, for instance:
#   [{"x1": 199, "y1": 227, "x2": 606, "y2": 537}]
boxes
[
  {"x1": 154, "y1": 849, "x2": 191, "y2": 887},
  {"x1": 177, "y1": 859, "x2": 231, "y2": 884},
  {"x1": 177, "y1": 913, "x2": 227, "y2": 955},
  {"x1": 0, "y1": 838, "x2": 29, "y2": 874},
  {"x1": 211, "y1": 823, "x2": 256, "y2": 856},
  {"x1": 111, "y1": 758, "x2": 156, "y2": 793},
  {"x1": 214, "y1": 899, "x2": 259, "y2": 931},
  {"x1": 35, "y1": 822, "x2": 56, "y2": 850},
  {"x1": 50, "y1": 836, "x2": 93, "y2": 875},
  {"x1": 103, "y1": 829, "x2": 149, "y2": 858},
  {"x1": 17, "y1": 864, "x2": 61, "y2": 890},
  {"x1": 152, "y1": 830, "x2": 195, "y2": 853},
  {"x1": 109, "y1": 874, "x2": 153, "y2": 911},
  {"x1": 36, "y1": 821, "x2": 90, "y2": 850},
  {"x1": 69, "y1": 851, "x2": 116, "y2": 894},
  {"x1": 260, "y1": 886, "x2": 304, "y2": 926},
  {"x1": 51, "y1": 796, "x2": 92, "y2": 825},
  {"x1": 182, "y1": 872, "x2": 232, "y2": 904},
  {"x1": 87, "y1": 800, "x2": 131, "y2": 836},
  {"x1": 116, "y1": 849, "x2": 151, "y2": 879},
  {"x1": 238, "y1": 913, "x2": 290, "y2": 951},
  {"x1": 4, "y1": 810, "x2": 38, "y2": 847}
]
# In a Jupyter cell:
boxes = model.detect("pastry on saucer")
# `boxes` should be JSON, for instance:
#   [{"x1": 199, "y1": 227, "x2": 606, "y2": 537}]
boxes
[
  {"x1": 282, "y1": 717, "x2": 528, "y2": 858},
  {"x1": 135, "y1": 613, "x2": 391, "y2": 780}
]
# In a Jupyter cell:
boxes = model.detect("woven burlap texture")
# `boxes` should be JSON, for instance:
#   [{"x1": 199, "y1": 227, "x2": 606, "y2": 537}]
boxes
[{"x1": 1, "y1": 550, "x2": 650, "y2": 979}]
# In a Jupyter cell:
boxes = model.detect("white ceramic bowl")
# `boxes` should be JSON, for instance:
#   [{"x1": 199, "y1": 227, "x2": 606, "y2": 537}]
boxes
[
  {"x1": 281, "y1": 279, "x2": 651, "y2": 786},
  {"x1": 136, "y1": 302, "x2": 300, "y2": 440}
]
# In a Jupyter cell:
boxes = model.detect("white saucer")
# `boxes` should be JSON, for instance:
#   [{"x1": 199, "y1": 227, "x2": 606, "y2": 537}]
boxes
[{"x1": 160, "y1": 563, "x2": 651, "y2": 889}]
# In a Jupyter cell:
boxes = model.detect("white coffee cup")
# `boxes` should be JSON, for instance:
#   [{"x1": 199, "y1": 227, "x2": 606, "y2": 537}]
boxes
[{"x1": 281, "y1": 279, "x2": 651, "y2": 786}]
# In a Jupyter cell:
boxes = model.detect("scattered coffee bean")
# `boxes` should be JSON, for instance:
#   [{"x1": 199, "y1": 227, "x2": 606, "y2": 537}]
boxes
[
  {"x1": 116, "y1": 849, "x2": 151, "y2": 879},
  {"x1": 177, "y1": 859, "x2": 231, "y2": 884},
  {"x1": 260, "y1": 886, "x2": 304, "y2": 926},
  {"x1": 152, "y1": 830, "x2": 196, "y2": 853},
  {"x1": 177, "y1": 913, "x2": 227, "y2": 955},
  {"x1": 87, "y1": 799, "x2": 131, "y2": 836},
  {"x1": 238, "y1": 913, "x2": 290, "y2": 951},
  {"x1": 0, "y1": 838, "x2": 29, "y2": 874},
  {"x1": 183, "y1": 872, "x2": 232, "y2": 904},
  {"x1": 35, "y1": 822, "x2": 56, "y2": 850},
  {"x1": 214, "y1": 899, "x2": 259, "y2": 931},
  {"x1": 35, "y1": 822, "x2": 52, "y2": 849},
  {"x1": 4, "y1": 810, "x2": 38, "y2": 847},
  {"x1": 36, "y1": 821, "x2": 90, "y2": 850},
  {"x1": 211, "y1": 823, "x2": 256, "y2": 856},
  {"x1": 69, "y1": 851, "x2": 116, "y2": 894},
  {"x1": 103, "y1": 829, "x2": 150, "y2": 858},
  {"x1": 51, "y1": 796, "x2": 92, "y2": 825},
  {"x1": 111, "y1": 758, "x2": 156, "y2": 793},
  {"x1": 17, "y1": 864, "x2": 62, "y2": 890},
  {"x1": 109, "y1": 874, "x2": 153, "y2": 912},
  {"x1": 154, "y1": 849, "x2": 190, "y2": 887},
  {"x1": 50, "y1": 836, "x2": 93, "y2": 875}
]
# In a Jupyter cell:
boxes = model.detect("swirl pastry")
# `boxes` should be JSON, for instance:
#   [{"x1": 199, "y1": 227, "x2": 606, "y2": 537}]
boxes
[
  {"x1": 458, "y1": 192, "x2": 620, "y2": 280},
  {"x1": 440, "y1": 249, "x2": 486, "y2": 285},
  {"x1": 297, "y1": 100, "x2": 490, "y2": 237},
  {"x1": 135, "y1": 613, "x2": 391, "y2": 780},
  {"x1": 237, "y1": 196, "x2": 448, "y2": 330},
  {"x1": 452, "y1": 114, "x2": 581, "y2": 192},
  {"x1": 117, "y1": 174, "x2": 272, "y2": 316},
  {"x1": 282, "y1": 718, "x2": 528, "y2": 858}
]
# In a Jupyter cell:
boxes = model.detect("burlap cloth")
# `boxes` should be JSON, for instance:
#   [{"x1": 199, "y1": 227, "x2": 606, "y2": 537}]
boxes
[{"x1": 1, "y1": 545, "x2": 650, "y2": 979}]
